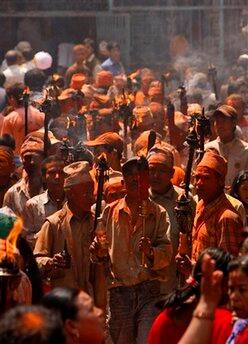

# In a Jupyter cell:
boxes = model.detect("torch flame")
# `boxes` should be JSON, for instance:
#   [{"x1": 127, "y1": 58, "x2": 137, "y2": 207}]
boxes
[{"x1": 0, "y1": 218, "x2": 23, "y2": 262}]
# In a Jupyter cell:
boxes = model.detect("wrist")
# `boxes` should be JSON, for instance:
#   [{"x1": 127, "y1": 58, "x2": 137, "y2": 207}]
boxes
[
  {"x1": 193, "y1": 307, "x2": 215, "y2": 321},
  {"x1": 195, "y1": 299, "x2": 216, "y2": 314}
]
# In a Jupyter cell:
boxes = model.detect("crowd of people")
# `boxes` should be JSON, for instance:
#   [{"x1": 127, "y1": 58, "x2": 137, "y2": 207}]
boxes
[{"x1": 0, "y1": 36, "x2": 247, "y2": 344}]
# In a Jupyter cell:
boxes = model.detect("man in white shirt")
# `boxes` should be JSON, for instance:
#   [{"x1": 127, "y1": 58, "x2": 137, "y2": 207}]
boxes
[{"x1": 3, "y1": 50, "x2": 25, "y2": 88}]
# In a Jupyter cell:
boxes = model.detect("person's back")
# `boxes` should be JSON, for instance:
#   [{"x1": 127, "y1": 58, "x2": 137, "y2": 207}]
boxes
[{"x1": 1, "y1": 83, "x2": 44, "y2": 155}]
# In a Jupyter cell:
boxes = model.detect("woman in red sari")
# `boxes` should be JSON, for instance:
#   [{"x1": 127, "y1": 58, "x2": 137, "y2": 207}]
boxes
[{"x1": 148, "y1": 247, "x2": 233, "y2": 344}]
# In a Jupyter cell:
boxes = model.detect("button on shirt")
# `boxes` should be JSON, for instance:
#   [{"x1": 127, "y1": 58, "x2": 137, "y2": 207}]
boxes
[
  {"x1": 102, "y1": 197, "x2": 172, "y2": 288},
  {"x1": 205, "y1": 137, "x2": 248, "y2": 187},
  {"x1": 101, "y1": 58, "x2": 125, "y2": 76}
]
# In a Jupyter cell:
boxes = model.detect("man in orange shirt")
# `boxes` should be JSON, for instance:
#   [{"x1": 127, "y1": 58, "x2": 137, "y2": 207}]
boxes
[
  {"x1": 192, "y1": 151, "x2": 243, "y2": 261},
  {"x1": 1, "y1": 83, "x2": 44, "y2": 155}
]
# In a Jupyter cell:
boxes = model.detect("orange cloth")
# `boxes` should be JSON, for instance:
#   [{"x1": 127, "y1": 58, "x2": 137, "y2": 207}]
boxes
[
  {"x1": 147, "y1": 150, "x2": 174, "y2": 169},
  {"x1": 104, "y1": 177, "x2": 126, "y2": 204},
  {"x1": 134, "y1": 90, "x2": 149, "y2": 106},
  {"x1": 192, "y1": 193, "x2": 243, "y2": 261},
  {"x1": 197, "y1": 151, "x2": 227, "y2": 178},
  {"x1": 148, "y1": 86, "x2": 163, "y2": 103},
  {"x1": 1, "y1": 106, "x2": 44, "y2": 155},
  {"x1": 58, "y1": 88, "x2": 77, "y2": 101},
  {"x1": 133, "y1": 106, "x2": 154, "y2": 129},
  {"x1": 63, "y1": 161, "x2": 92, "y2": 189},
  {"x1": 70, "y1": 73, "x2": 86, "y2": 90},
  {"x1": 133, "y1": 130, "x2": 160, "y2": 156},
  {"x1": 20, "y1": 136, "x2": 44, "y2": 156},
  {"x1": 171, "y1": 166, "x2": 185, "y2": 187},
  {"x1": 86, "y1": 132, "x2": 123, "y2": 155},
  {"x1": 149, "y1": 102, "x2": 165, "y2": 122},
  {"x1": 95, "y1": 70, "x2": 113, "y2": 88},
  {"x1": 0, "y1": 145, "x2": 14, "y2": 176}
]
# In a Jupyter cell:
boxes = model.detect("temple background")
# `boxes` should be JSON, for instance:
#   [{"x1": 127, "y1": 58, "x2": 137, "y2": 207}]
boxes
[{"x1": 0, "y1": 0, "x2": 247, "y2": 72}]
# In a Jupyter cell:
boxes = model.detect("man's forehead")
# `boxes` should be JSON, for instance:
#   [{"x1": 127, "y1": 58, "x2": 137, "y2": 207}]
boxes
[
  {"x1": 195, "y1": 166, "x2": 213, "y2": 176},
  {"x1": 46, "y1": 161, "x2": 64, "y2": 169},
  {"x1": 23, "y1": 151, "x2": 42, "y2": 158}
]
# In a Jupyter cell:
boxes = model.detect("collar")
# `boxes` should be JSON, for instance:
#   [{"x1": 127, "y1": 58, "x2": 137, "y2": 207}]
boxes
[
  {"x1": 18, "y1": 176, "x2": 43, "y2": 198},
  {"x1": 7, "y1": 64, "x2": 20, "y2": 70},
  {"x1": 46, "y1": 190, "x2": 65, "y2": 205},
  {"x1": 217, "y1": 136, "x2": 238, "y2": 146},
  {"x1": 197, "y1": 192, "x2": 226, "y2": 215},
  {"x1": 38, "y1": 190, "x2": 50, "y2": 204}
]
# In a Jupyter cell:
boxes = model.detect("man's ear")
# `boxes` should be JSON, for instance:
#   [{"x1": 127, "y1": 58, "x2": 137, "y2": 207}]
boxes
[{"x1": 170, "y1": 167, "x2": 175, "y2": 179}]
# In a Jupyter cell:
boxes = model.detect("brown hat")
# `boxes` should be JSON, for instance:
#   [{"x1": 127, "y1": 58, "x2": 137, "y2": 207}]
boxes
[
  {"x1": 70, "y1": 73, "x2": 86, "y2": 90},
  {"x1": 58, "y1": 88, "x2": 76, "y2": 101},
  {"x1": 85, "y1": 132, "x2": 123, "y2": 154},
  {"x1": 147, "y1": 146, "x2": 174, "y2": 169},
  {"x1": 20, "y1": 136, "x2": 44, "y2": 156},
  {"x1": 104, "y1": 176, "x2": 125, "y2": 197},
  {"x1": 90, "y1": 94, "x2": 111, "y2": 109},
  {"x1": 213, "y1": 105, "x2": 238, "y2": 121},
  {"x1": 133, "y1": 131, "x2": 161, "y2": 157},
  {"x1": 98, "y1": 108, "x2": 113, "y2": 117},
  {"x1": 63, "y1": 161, "x2": 93, "y2": 189},
  {"x1": 95, "y1": 70, "x2": 113, "y2": 88},
  {"x1": 133, "y1": 106, "x2": 154, "y2": 128},
  {"x1": 197, "y1": 151, "x2": 227, "y2": 178}
]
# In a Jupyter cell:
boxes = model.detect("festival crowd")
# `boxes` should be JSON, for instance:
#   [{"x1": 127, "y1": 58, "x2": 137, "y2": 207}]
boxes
[{"x1": 0, "y1": 36, "x2": 248, "y2": 344}]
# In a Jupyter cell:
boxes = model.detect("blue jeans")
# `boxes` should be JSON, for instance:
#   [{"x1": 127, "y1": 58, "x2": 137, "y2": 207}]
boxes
[{"x1": 108, "y1": 280, "x2": 160, "y2": 344}]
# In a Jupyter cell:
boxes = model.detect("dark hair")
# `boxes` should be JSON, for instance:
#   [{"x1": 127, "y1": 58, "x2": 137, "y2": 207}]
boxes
[
  {"x1": 83, "y1": 38, "x2": 95, "y2": 50},
  {"x1": 17, "y1": 236, "x2": 43, "y2": 304},
  {"x1": 5, "y1": 50, "x2": 19, "y2": 65},
  {"x1": 158, "y1": 247, "x2": 232, "y2": 310},
  {"x1": 107, "y1": 41, "x2": 120, "y2": 52},
  {"x1": 227, "y1": 83, "x2": 239, "y2": 96},
  {"x1": 6, "y1": 83, "x2": 25, "y2": 106},
  {"x1": 22, "y1": 48, "x2": 34, "y2": 62},
  {"x1": 0, "y1": 305, "x2": 65, "y2": 344},
  {"x1": 122, "y1": 157, "x2": 138, "y2": 176},
  {"x1": 230, "y1": 170, "x2": 248, "y2": 203},
  {"x1": 42, "y1": 287, "x2": 80, "y2": 322},
  {"x1": 0, "y1": 72, "x2": 6, "y2": 87},
  {"x1": 0, "y1": 134, "x2": 16, "y2": 150},
  {"x1": 41, "y1": 155, "x2": 64, "y2": 176},
  {"x1": 24, "y1": 69, "x2": 46, "y2": 92},
  {"x1": 228, "y1": 254, "x2": 248, "y2": 276}
]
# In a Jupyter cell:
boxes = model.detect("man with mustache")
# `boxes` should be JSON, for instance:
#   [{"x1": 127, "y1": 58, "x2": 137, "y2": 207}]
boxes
[
  {"x1": 34, "y1": 161, "x2": 96, "y2": 293},
  {"x1": 91, "y1": 157, "x2": 172, "y2": 344}
]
